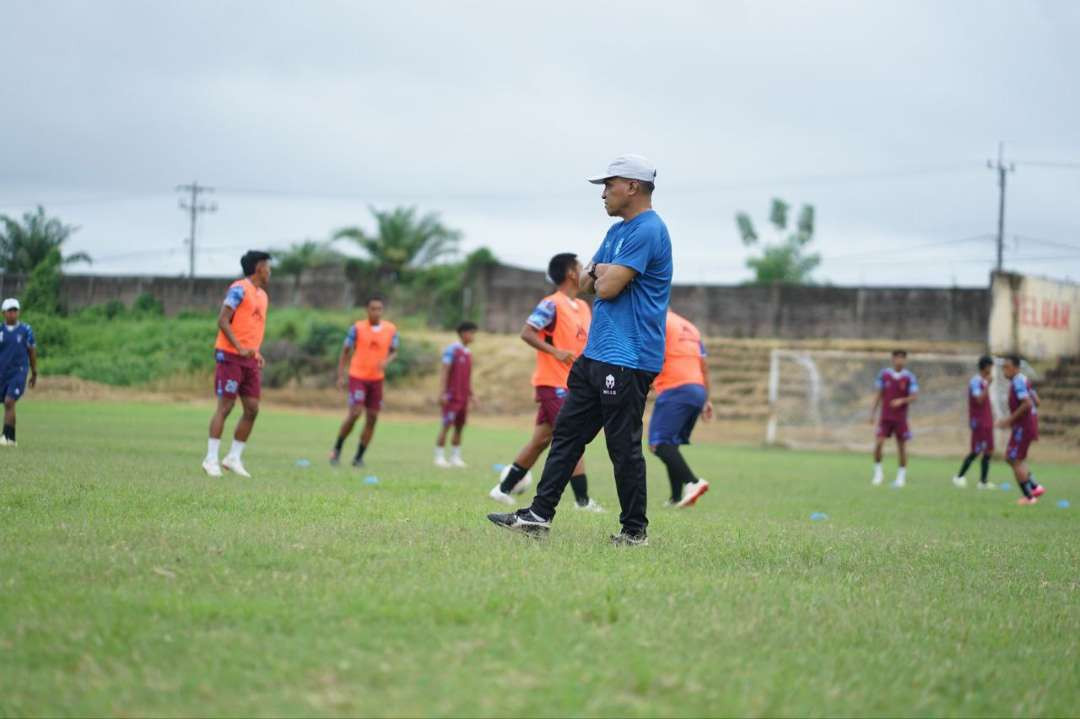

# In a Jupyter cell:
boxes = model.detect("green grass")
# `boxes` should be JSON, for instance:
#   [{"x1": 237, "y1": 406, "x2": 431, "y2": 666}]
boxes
[{"x1": 1, "y1": 400, "x2": 1078, "y2": 717}]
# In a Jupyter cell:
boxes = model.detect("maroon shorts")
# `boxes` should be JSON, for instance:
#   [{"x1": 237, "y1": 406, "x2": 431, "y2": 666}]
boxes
[
  {"x1": 876, "y1": 418, "x2": 911, "y2": 440},
  {"x1": 535, "y1": 386, "x2": 568, "y2": 426},
  {"x1": 442, "y1": 403, "x2": 467, "y2": 429},
  {"x1": 970, "y1": 425, "x2": 994, "y2": 454},
  {"x1": 348, "y1": 377, "x2": 384, "y2": 411},
  {"x1": 1006, "y1": 426, "x2": 1035, "y2": 461},
  {"x1": 215, "y1": 351, "x2": 261, "y2": 399}
]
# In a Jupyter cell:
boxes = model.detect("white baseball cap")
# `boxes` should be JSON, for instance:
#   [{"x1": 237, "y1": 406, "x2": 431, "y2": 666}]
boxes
[
  {"x1": 1, "y1": 298, "x2": 19, "y2": 312},
  {"x1": 587, "y1": 154, "x2": 657, "y2": 185}
]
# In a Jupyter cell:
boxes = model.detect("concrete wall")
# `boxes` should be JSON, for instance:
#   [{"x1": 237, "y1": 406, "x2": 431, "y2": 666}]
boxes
[
  {"x1": 989, "y1": 271, "x2": 1080, "y2": 360},
  {"x1": 479, "y1": 263, "x2": 990, "y2": 341}
]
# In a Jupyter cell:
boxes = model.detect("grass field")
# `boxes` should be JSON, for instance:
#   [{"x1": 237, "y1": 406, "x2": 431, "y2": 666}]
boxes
[{"x1": 2, "y1": 399, "x2": 1078, "y2": 717}]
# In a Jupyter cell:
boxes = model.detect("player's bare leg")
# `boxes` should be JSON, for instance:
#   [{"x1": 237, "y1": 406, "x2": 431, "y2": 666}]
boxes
[
  {"x1": 893, "y1": 438, "x2": 907, "y2": 487},
  {"x1": 331, "y1": 405, "x2": 363, "y2": 465},
  {"x1": 3, "y1": 397, "x2": 16, "y2": 446},
  {"x1": 220, "y1": 395, "x2": 258, "y2": 478},
  {"x1": 512, "y1": 423, "x2": 554, "y2": 469},
  {"x1": 204, "y1": 395, "x2": 237, "y2": 476},
  {"x1": 449, "y1": 425, "x2": 467, "y2": 467},
  {"x1": 352, "y1": 411, "x2": 378, "y2": 467},
  {"x1": 871, "y1": 437, "x2": 885, "y2": 485}
]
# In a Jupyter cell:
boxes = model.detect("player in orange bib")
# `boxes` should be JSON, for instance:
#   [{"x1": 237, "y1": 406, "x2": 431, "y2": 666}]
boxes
[
  {"x1": 203, "y1": 250, "x2": 271, "y2": 479},
  {"x1": 649, "y1": 309, "x2": 713, "y2": 507},
  {"x1": 488, "y1": 253, "x2": 602, "y2": 512},
  {"x1": 331, "y1": 295, "x2": 399, "y2": 467}
]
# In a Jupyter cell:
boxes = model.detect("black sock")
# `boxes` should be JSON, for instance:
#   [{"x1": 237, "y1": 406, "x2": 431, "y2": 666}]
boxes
[
  {"x1": 333, "y1": 435, "x2": 345, "y2": 453},
  {"x1": 1028, "y1": 473, "x2": 1039, "y2": 489},
  {"x1": 499, "y1": 463, "x2": 528, "y2": 493},
  {"x1": 3, "y1": 424, "x2": 12, "y2": 441},
  {"x1": 355, "y1": 443, "x2": 367, "y2": 461},
  {"x1": 654, "y1": 444, "x2": 695, "y2": 501},
  {"x1": 570, "y1": 474, "x2": 589, "y2": 505},
  {"x1": 980, "y1": 455, "x2": 991, "y2": 484},
  {"x1": 1020, "y1": 479, "x2": 1033, "y2": 498},
  {"x1": 957, "y1": 452, "x2": 977, "y2": 478}
]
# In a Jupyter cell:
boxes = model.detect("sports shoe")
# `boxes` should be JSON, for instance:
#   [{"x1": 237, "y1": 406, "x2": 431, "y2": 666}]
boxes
[
  {"x1": 952, "y1": 475, "x2": 967, "y2": 488},
  {"x1": 871, "y1": 473, "x2": 884, "y2": 486},
  {"x1": 449, "y1": 455, "x2": 467, "y2": 468},
  {"x1": 222, "y1": 456, "x2": 252, "y2": 478},
  {"x1": 574, "y1": 498, "x2": 605, "y2": 513},
  {"x1": 0, "y1": 436, "x2": 7, "y2": 447},
  {"x1": 892, "y1": 477, "x2": 906, "y2": 488},
  {"x1": 611, "y1": 531, "x2": 648, "y2": 547},
  {"x1": 1017, "y1": 496, "x2": 1038, "y2": 506},
  {"x1": 328, "y1": 449, "x2": 341, "y2": 466},
  {"x1": 676, "y1": 479, "x2": 710, "y2": 508},
  {"x1": 487, "y1": 508, "x2": 551, "y2": 537},
  {"x1": 351, "y1": 457, "x2": 365, "y2": 468},
  {"x1": 488, "y1": 484, "x2": 516, "y2": 506},
  {"x1": 434, "y1": 455, "x2": 451, "y2": 468},
  {"x1": 202, "y1": 458, "x2": 223, "y2": 478},
  {"x1": 1031, "y1": 484, "x2": 1046, "y2": 498},
  {"x1": 976, "y1": 481, "x2": 994, "y2": 490}
]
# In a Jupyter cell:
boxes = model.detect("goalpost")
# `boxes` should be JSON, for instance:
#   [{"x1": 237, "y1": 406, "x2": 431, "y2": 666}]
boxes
[{"x1": 765, "y1": 349, "x2": 1013, "y2": 454}]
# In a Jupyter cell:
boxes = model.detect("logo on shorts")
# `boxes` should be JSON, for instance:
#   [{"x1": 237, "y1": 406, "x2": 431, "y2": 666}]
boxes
[
  {"x1": 603, "y1": 373, "x2": 616, "y2": 396},
  {"x1": 225, "y1": 379, "x2": 239, "y2": 394}
]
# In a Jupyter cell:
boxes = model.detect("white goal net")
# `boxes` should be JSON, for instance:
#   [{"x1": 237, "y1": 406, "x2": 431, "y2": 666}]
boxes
[{"x1": 765, "y1": 349, "x2": 1016, "y2": 454}]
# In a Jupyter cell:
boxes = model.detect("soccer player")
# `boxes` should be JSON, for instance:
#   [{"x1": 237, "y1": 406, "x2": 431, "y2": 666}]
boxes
[
  {"x1": 488, "y1": 253, "x2": 603, "y2": 512},
  {"x1": 952, "y1": 355, "x2": 995, "y2": 489},
  {"x1": 0, "y1": 298, "x2": 37, "y2": 447},
  {"x1": 488, "y1": 153, "x2": 672, "y2": 545},
  {"x1": 203, "y1": 250, "x2": 271, "y2": 478},
  {"x1": 870, "y1": 349, "x2": 918, "y2": 487},
  {"x1": 331, "y1": 295, "x2": 399, "y2": 467},
  {"x1": 649, "y1": 309, "x2": 713, "y2": 507},
  {"x1": 434, "y1": 321, "x2": 478, "y2": 468},
  {"x1": 997, "y1": 355, "x2": 1046, "y2": 505}
]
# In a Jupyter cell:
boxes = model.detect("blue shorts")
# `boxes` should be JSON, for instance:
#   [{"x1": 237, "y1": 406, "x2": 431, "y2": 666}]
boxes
[
  {"x1": 2, "y1": 368, "x2": 28, "y2": 402},
  {"x1": 649, "y1": 383, "x2": 707, "y2": 447}
]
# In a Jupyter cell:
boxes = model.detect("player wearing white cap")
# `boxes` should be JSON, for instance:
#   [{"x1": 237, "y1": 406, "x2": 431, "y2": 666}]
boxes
[{"x1": 0, "y1": 298, "x2": 38, "y2": 447}]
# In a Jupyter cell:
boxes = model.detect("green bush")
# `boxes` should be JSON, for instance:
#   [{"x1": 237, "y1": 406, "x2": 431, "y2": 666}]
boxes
[{"x1": 132, "y1": 292, "x2": 164, "y2": 316}]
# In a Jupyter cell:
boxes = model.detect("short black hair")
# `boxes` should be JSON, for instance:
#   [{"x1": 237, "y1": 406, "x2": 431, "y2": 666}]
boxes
[
  {"x1": 457, "y1": 321, "x2": 478, "y2": 335},
  {"x1": 892, "y1": 349, "x2": 907, "y2": 358},
  {"x1": 636, "y1": 180, "x2": 655, "y2": 196},
  {"x1": 978, "y1": 355, "x2": 994, "y2": 370},
  {"x1": 547, "y1": 253, "x2": 578, "y2": 285},
  {"x1": 241, "y1": 250, "x2": 271, "y2": 276},
  {"x1": 367, "y1": 294, "x2": 385, "y2": 305},
  {"x1": 1004, "y1": 354, "x2": 1022, "y2": 368}
]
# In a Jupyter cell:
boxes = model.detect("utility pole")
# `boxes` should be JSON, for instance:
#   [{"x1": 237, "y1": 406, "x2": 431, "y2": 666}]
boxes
[
  {"x1": 987, "y1": 143, "x2": 1015, "y2": 273},
  {"x1": 176, "y1": 182, "x2": 217, "y2": 277}
]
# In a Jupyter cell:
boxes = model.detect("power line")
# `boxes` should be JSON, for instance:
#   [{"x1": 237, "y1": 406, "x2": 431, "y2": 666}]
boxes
[
  {"x1": 824, "y1": 233, "x2": 994, "y2": 262},
  {"x1": 176, "y1": 182, "x2": 217, "y2": 278}
]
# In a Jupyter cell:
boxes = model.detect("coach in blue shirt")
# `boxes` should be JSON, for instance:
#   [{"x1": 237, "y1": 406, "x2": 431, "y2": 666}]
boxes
[{"x1": 488, "y1": 154, "x2": 672, "y2": 545}]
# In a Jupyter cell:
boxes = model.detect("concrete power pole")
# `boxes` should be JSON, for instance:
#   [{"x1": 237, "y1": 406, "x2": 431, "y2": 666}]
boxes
[
  {"x1": 176, "y1": 182, "x2": 217, "y2": 278},
  {"x1": 987, "y1": 143, "x2": 1015, "y2": 273}
]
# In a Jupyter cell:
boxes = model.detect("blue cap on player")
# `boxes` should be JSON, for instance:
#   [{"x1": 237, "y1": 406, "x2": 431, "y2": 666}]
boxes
[{"x1": 587, "y1": 154, "x2": 657, "y2": 184}]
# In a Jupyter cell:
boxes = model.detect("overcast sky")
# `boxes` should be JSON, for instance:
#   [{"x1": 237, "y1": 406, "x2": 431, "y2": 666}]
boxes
[{"x1": 2, "y1": 0, "x2": 1078, "y2": 285}]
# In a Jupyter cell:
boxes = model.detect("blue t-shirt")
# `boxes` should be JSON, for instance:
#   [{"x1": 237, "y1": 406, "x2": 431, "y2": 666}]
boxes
[
  {"x1": 584, "y1": 209, "x2": 672, "y2": 372},
  {"x1": 0, "y1": 322, "x2": 35, "y2": 374}
]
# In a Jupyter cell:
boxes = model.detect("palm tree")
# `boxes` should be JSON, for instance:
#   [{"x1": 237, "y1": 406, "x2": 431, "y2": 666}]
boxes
[
  {"x1": 273, "y1": 239, "x2": 343, "y2": 304},
  {"x1": 0, "y1": 205, "x2": 90, "y2": 273},
  {"x1": 334, "y1": 206, "x2": 461, "y2": 283}
]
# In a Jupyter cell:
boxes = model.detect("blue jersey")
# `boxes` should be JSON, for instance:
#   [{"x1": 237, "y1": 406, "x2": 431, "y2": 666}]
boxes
[
  {"x1": 0, "y1": 322, "x2": 35, "y2": 374},
  {"x1": 585, "y1": 209, "x2": 673, "y2": 373}
]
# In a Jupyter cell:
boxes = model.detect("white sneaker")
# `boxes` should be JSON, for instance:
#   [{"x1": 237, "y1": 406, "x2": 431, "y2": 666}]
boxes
[
  {"x1": 677, "y1": 479, "x2": 710, "y2": 508},
  {"x1": 976, "y1": 481, "x2": 994, "y2": 490},
  {"x1": 434, "y1": 456, "x2": 451, "y2": 468},
  {"x1": 221, "y1": 456, "x2": 251, "y2": 478},
  {"x1": 488, "y1": 484, "x2": 516, "y2": 506},
  {"x1": 871, "y1": 473, "x2": 884, "y2": 486},
  {"x1": 449, "y1": 456, "x2": 467, "y2": 468},
  {"x1": 202, "y1": 458, "x2": 223, "y2": 477},
  {"x1": 0, "y1": 436, "x2": 8, "y2": 447},
  {"x1": 892, "y1": 477, "x2": 906, "y2": 488},
  {"x1": 952, "y1": 475, "x2": 967, "y2": 488},
  {"x1": 574, "y1": 498, "x2": 605, "y2": 513}
]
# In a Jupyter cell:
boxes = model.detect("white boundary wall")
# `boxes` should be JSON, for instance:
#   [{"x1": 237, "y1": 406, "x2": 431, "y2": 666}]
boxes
[{"x1": 989, "y1": 272, "x2": 1080, "y2": 361}]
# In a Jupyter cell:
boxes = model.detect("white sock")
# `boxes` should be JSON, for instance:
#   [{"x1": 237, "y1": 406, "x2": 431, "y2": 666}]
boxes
[
  {"x1": 896, "y1": 467, "x2": 907, "y2": 482},
  {"x1": 434, "y1": 446, "x2": 445, "y2": 460},
  {"x1": 873, "y1": 462, "x2": 883, "y2": 476},
  {"x1": 451, "y1": 446, "x2": 462, "y2": 459},
  {"x1": 227, "y1": 440, "x2": 246, "y2": 461},
  {"x1": 206, "y1": 438, "x2": 220, "y2": 461}
]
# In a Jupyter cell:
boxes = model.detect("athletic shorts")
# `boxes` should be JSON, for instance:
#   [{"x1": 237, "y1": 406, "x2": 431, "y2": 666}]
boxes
[
  {"x1": 348, "y1": 377, "x2": 384, "y2": 411},
  {"x1": 215, "y1": 351, "x2": 261, "y2": 399},
  {"x1": 649, "y1": 383, "x2": 707, "y2": 447},
  {"x1": 876, "y1": 418, "x2": 911, "y2": 440},
  {"x1": 442, "y1": 402, "x2": 467, "y2": 429},
  {"x1": 1006, "y1": 426, "x2": 1035, "y2": 461},
  {"x1": 534, "y1": 386, "x2": 568, "y2": 426},
  {"x1": 1, "y1": 368, "x2": 28, "y2": 402},
  {"x1": 970, "y1": 424, "x2": 994, "y2": 454}
]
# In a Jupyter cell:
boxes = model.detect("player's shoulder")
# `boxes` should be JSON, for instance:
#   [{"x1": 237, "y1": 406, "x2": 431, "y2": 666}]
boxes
[{"x1": 383, "y1": 320, "x2": 398, "y2": 332}]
